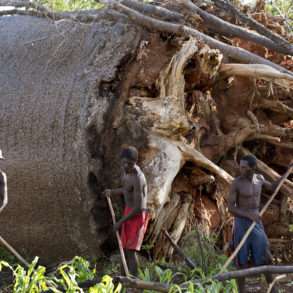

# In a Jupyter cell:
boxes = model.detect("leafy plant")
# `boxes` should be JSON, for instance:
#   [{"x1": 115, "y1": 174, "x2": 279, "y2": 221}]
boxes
[
  {"x1": 265, "y1": 0, "x2": 293, "y2": 32},
  {"x1": 0, "y1": 256, "x2": 121, "y2": 293},
  {"x1": 36, "y1": 0, "x2": 103, "y2": 11}
]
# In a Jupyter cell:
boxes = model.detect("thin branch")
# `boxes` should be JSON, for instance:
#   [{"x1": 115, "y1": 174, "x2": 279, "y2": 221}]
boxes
[
  {"x1": 163, "y1": 229, "x2": 197, "y2": 269},
  {"x1": 255, "y1": 99, "x2": 293, "y2": 117},
  {"x1": 212, "y1": 0, "x2": 292, "y2": 51},
  {"x1": 180, "y1": 0, "x2": 293, "y2": 55},
  {"x1": 114, "y1": 276, "x2": 170, "y2": 292},
  {"x1": 215, "y1": 265, "x2": 293, "y2": 281},
  {"x1": 267, "y1": 274, "x2": 287, "y2": 293},
  {"x1": 120, "y1": 0, "x2": 183, "y2": 21},
  {"x1": 219, "y1": 63, "x2": 293, "y2": 89}
]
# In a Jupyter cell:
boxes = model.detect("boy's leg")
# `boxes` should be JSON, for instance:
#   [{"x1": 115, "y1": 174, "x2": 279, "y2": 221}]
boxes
[{"x1": 125, "y1": 249, "x2": 138, "y2": 276}]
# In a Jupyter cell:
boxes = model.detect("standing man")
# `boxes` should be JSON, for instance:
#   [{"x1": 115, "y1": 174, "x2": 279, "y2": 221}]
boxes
[
  {"x1": 103, "y1": 146, "x2": 149, "y2": 276},
  {"x1": 228, "y1": 155, "x2": 291, "y2": 293},
  {"x1": 0, "y1": 149, "x2": 8, "y2": 213}
]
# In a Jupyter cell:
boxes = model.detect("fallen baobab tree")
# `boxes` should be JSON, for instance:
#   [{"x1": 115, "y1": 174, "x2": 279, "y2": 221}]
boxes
[{"x1": 0, "y1": 0, "x2": 292, "y2": 263}]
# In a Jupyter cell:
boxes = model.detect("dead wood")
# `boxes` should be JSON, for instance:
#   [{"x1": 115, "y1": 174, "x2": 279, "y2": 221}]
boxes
[
  {"x1": 255, "y1": 99, "x2": 293, "y2": 117},
  {"x1": 190, "y1": 174, "x2": 215, "y2": 186},
  {"x1": 163, "y1": 194, "x2": 192, "y2": 257},
  {"x1": 215, "y1": 265, "x2": 293, "y2": 281},
  {"x1": 109, "y1": 1, "x2": 293, "y2": 75},
  {"x1": 163, "y1": 229, "x2": 196, "y2": 269},
  {"x1": 219, "y1": 63, "x2": 293, "y2": 89},
  {"x1": 177, "y1": 142, "x2": 233, "y2": 187},
  {"x1": 119, "y1": 0, "x2": 183, "y2": 21},
  {"x1": 212, "y1": 0, "x2": 293, "y2": 53},
  {"x1": 114, "y1": 276, "x2": 170, "y2": 292},
  {"x1": 180, "y1": 0, "x2": 292, "y2": 55}
]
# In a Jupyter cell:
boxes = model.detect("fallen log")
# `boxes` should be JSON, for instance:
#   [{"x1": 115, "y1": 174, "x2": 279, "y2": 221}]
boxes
[
  {"x1": 114, "y1": 276, "x2": 170, "y2": 292},
  {"x1": 215, "y1": 265, "x2": 293, "y2": 281}
]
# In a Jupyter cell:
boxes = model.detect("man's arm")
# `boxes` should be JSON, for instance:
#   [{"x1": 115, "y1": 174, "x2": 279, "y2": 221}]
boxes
[
  {"x1": 228, "y1": 180, "x2": 260, "y2": 222},
  {"x1": 0, "y1": 171, "x2": 8, "y2": 213}
]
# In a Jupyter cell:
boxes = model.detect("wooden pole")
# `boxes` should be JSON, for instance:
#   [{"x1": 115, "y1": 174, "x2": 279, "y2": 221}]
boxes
[
  {"x1": 106, "y1": 196, "x2": 130, "y2": 277},
  {"x1": 0, "y1": 235, "x2": 29, "y2": 268},
  {"x1": 220, "y1": 165, "x2": 293, "y2": 273},
  {"x1": 163, "y1": 229, "x2": 196, "y2": 269}
]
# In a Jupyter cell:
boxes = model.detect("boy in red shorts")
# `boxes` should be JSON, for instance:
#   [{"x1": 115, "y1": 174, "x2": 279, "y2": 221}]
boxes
[{"x1": 103, "y1": 146, "x2": 149, "y2": 276}]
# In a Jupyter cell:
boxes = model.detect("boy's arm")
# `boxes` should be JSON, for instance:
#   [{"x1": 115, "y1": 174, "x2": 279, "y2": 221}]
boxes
[{"x1": 114, "y1": 176, "x2": 143, "y2": 230}]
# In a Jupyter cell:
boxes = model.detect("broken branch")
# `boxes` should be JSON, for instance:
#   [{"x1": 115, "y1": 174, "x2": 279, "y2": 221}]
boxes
[
  {"x1": 181, "y1": 0, "x2": 292, "y2": 55},
  {"x1": 163, "y1": 229, "x2": 196, "y2": 269},
  {"x1": 114, "y1": 276, "x2": 170, "y2": 292},
  {"x1": 110, "y1": 1, "x2": 292, "y2": 75},
  {"x1": 215, "y1": 265, "x2": 293, "y2": 281},
  {"x1": 212, "y1": 0, "x2": 293, "y2": 53}
]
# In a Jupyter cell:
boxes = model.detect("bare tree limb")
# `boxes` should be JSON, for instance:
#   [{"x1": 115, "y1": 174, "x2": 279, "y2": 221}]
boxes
[
  {"x1": 120, "y1": 0, "x2": 183, "y2": 21},
  {"x1": 212, "y1": 0, "x2": 293, "y2": 52},
  {"x1": 215, "y1": 265, "x2": 293, "y2": 281},
  {"x1": 163, "y1": 229, "x2": 197, "y2": 269},
  {"x1": 110, "y1": 1, "x2": 292, "y2": 75},
  {"x1": 255, "y1": 99, "x2": 293, "y2": 117},
  {"x1": 114, "y1": 276, "x2": 170, "y2": 292},
  {"x1": 180, "y1": 0, "x2": 293, "y2": 55},
  {"x1": 219, "y1": 63, "x2": 293, "y2": 89}
]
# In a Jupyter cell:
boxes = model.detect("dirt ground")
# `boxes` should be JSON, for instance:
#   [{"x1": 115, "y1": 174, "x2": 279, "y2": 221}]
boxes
[{"x1": 246, "y1": 275, "x2": 293, "y2": 292}]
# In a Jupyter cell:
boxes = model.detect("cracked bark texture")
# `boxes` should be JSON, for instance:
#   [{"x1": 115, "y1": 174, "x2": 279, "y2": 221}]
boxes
[{"x1": 0, "y1": 12, "x2": 140, "y2": 262}]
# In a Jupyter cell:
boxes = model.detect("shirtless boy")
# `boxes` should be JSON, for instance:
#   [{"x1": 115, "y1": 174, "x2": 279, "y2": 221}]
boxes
[
  {"x1": 103, "y1": 146, "x2": 148, "y2": 276},
  {"x1": 228, "y1": 155, "x2": 292, "y2": 292}
]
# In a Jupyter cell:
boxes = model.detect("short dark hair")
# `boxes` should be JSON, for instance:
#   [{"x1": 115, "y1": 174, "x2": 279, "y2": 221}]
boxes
[
  {"x1": 120, "y1": 146, "x2": 138, "y2": 162},
  {"x1": 241, "y1": 155, "x2": 257, "y2": 168}
]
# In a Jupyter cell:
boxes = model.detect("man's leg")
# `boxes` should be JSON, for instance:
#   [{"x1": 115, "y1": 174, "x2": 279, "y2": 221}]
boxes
[
  {"x1": 125, "y1": 249, "x2": 138, "y2": 276},
  {"x1": 251, "y1": 226, "x2": 278, "y2": 293}
]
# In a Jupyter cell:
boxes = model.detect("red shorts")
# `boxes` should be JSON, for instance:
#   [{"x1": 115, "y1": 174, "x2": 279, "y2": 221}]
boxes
[{"x1": 120, "y1": 207, "x2": 149, "y2": 251}]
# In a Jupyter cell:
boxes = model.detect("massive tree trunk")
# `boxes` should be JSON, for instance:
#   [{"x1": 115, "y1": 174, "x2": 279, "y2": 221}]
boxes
[
  {"x1": 0, "y1": 1, "x2": 292, "y2": 264},
  {"x1": 0, "y1": 11, "x2": 141, "y2": 263}
]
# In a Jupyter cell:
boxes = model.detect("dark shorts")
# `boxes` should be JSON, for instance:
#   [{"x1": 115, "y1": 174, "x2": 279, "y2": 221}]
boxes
[{"x1": 233, "y1": 217, "x2": 269, "y2": 267}]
